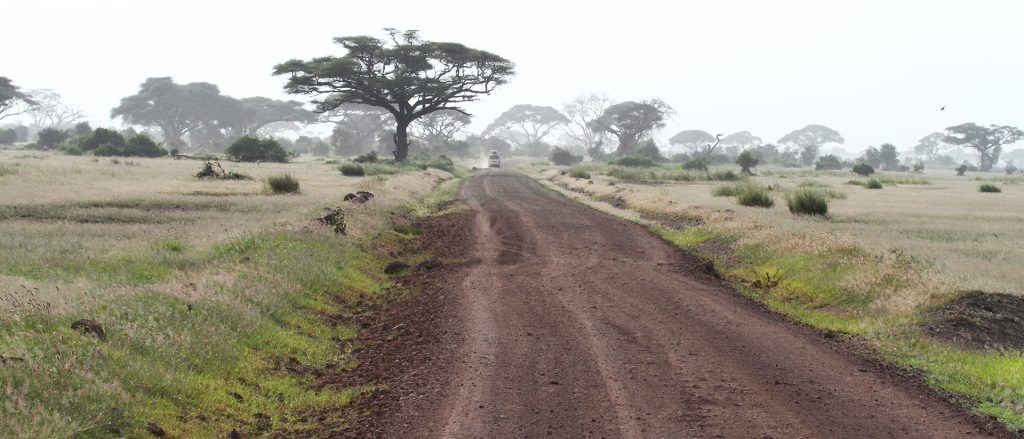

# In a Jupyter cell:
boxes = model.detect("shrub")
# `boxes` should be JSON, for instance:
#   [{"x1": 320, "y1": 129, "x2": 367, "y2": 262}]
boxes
[
  {"x1": 226, "y1": 136, "x2": 289, "y2": 163},
  {"x1": 635, "y1": 140, "x2": 665, "y2": 162},
  {"x1": 955, "y1": 164, "x2": 969, "y2": 176},
  {"x1": 550, "y1": 147, "x2": 583, "y2": 166},
  {"x1": 979, "y1": 183, "x2": 1001, "y2": 193},
  {"x1": 852, "y1": 163, "x2": 875, "y2": 176},
  {"x1": 682, "y1": 158, "x2": 708, "y2": 171},
  {"x1": 196, "y1": 160, "x2": 251, "y2": 180},
  {"x1": 736, "y1": 150, "x2": 759, "y2": 175},
  {"x1": 736, "y1": 184, "x2": 774, "y2": 208},
  {"x1": 266, "y1": 174, "x2": 300, "y2": 194},
  {"x1": 79, "y1": 128, "x2": 126, "y2": 152},
  {"x1": 609, "y1": 155, "x2": 655, "y2": 167},
  {"x1": 815, "y1": 154, "x2": 844, "y2": 171},
  {"x1": 353, "y1": 151, "x2": 378, "y2": 163},
  {"x1": 1006, "y1": 163, "x2": 1018, "y2": 175},
  {"x1": 0, "y1": 128, "x2": 17, "y2": 145},
  {"x1": 421, "y1": 154, "x2": 456, "y2": 173},
  {"x1": 124, "y1": 134, "x2": 166, "y2": 157},
  {"x1": 786, "y1": 189, "x2": 828, "y2": 216},
  {"x1": 568, "y1": 167, "x2": 591, "y2": 179},
  {"x1": 338, "y1": 163, "x2": 365, "y2": 176},
  {"x1": 710, "y1": 170, "x2": 739, "y2": 181},
  {"x1": 865, "y1": 178, "x2": 883, "y2": 189},
  {"x1": 36, "y1": 128, "x2": 69, "y2": 149},
  {"x1": 913, "y1": 162, "x2": 925, "y2": 173}
]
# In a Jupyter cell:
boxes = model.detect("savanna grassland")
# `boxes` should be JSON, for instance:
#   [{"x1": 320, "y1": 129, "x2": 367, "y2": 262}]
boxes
[
  {"x1": 0, "y1": 151, "x2": 458, "y2": 437},
  {"x1": 530, "y1": 162, "x2": 1024, "y2": 430}
]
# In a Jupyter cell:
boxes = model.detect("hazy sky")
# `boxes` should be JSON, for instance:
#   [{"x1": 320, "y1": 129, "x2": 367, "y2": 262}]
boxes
[{"x1": 4, "y1": 0, "x2": 1023, "y2": 153}]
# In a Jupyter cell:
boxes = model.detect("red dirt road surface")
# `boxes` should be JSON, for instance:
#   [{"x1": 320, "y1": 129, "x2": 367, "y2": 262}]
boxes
[{"x1": 354, "y1": 169, "x2": 1011, "y2": 438}]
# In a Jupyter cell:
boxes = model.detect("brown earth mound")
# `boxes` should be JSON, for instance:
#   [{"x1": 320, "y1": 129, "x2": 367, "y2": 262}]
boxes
[{"x1": 926, "y1": 291, "x2": 1024, "y2": 350}]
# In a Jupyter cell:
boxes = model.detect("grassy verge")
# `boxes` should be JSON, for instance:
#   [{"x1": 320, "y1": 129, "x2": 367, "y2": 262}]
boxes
[
  {"x1": 533, "y1": 166, "x2": 1024, "y2": 432},
  {"x1": 0, "y1": 164, "x2": 461, "y2": 437}
]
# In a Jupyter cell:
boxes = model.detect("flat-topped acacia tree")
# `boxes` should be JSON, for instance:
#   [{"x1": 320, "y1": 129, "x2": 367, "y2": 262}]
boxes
[{"x1": 274, "y1": 29, "x2": 515, "y2": 162}]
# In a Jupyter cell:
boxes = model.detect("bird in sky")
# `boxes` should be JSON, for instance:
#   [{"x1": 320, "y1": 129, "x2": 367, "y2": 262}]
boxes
[{"x1": 940, "y1": 106, "x2": 946, "y2": 111}]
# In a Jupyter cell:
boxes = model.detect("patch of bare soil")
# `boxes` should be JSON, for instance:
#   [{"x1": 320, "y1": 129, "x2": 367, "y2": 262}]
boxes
[
  {"x1": 927, "y1": 291, "x2": 1024, "y2": 350},
  {"x1": 289, "y1": 209, "x2": 475, "y2": 438}
]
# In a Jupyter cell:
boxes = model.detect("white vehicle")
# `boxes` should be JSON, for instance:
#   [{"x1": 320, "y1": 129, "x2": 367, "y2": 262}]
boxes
[{"x1": 487, "y1": 150, "x2": 501, "y2": 168}]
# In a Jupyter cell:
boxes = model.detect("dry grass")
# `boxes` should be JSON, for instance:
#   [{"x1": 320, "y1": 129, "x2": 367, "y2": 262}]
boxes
[{"x1": 0, "y1": 151, "x2": 454, "y2": 437}]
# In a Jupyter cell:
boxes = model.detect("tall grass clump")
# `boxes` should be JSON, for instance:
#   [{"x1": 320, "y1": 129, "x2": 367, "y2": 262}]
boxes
[
  {"x1": 568, "y1": 167, "x2": 591, "y2": 179},
  {"x1": 979, "y1": 183, "x2": 1002, "y2": 193},
  {"x1": 736, "y1": 184, "x2": 774, "y2": 208},
  {"x1": 266, "y1": 174, "x2": 300, "y2": 194},
  {"x1": 786, "y1": 189, "x2": 828, "y2": 216},
  {"x1": 338, "y1": 163, "x2": 365, "y2": 176},
  {"x1": 865, "y1": 178, "x2": 883, "y2": 189},
  {"x1": 712, "y1": 182, "x2": 744, "y2": 197}
]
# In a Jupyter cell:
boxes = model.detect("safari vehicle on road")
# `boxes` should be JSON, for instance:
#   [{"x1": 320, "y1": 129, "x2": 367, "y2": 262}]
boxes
[{"x1": 487, "y1": 150, "x2": 501, "y2": 168}]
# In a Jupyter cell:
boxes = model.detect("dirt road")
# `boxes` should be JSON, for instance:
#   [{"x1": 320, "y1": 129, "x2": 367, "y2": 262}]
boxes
[{"x1": 356, "y1": 169, "x2": 1008, "y2": 438}]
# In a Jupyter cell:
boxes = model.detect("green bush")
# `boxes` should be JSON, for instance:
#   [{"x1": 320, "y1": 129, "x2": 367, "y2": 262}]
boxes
[
  {"x1": 852, "y1": 163, "x2": 875, "y2": 176},
  {"x1": 736, "y1": 151, "x2": 759, "y2": 175},
  {"x1": 786, "y1": 189, "x2": 829, "y2": 216},
  {"x1": 979, "y1": 183, "x2": 1001, "y2": 193},
  {"x1": 609, "y1": 155, "x2": 656, "y2": 167},
  {"x1": 737, "y1": 185, "x2": 774, "y2": 208},
  {"x1": 550, "y1": 147, "x2": 583, "y2": 166},
  {"x1": 421, "y1": 155, "x2": 456, "y2": 173},
  {"x1": 682, "y1": 158, "x2": 708, "y2": 171},
  {"x1": 568, "y1": 167, "x2": 591, "y2": 179},
  {"x1": 266, "y1": 174, "x2": 300, "y2": 194},
  {"x1": 226, "y1": 136, "x2": 289, "y2": 163},
  {"x1": 338, "y1": 163, "x2": 365, "y2": 176},
  {"x1": 956, "y1": 165, "x2": 969, "y2": 176},
  {"x1": 79, "y1": 128, "x2": 125, "y2": 153},
  {"x1": 353, "y1": 151, "x2": 378, "y2": 163},
  {"x1": 36, "y1": 127, "x2": 69, "y2": 149},
  {"x1": 815, "y1": 154, "x2": 844, "y2": 171},
  {"x1": 865, "y1": 178, "x2": 883, "y2": 189}
]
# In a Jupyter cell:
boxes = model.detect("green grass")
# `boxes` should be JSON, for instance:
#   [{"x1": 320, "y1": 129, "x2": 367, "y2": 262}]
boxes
[
  {"x1": 875, "y1": 174, "x2": 931, "y2": 185},
  {"x1": 786, "y1": 189, "x2": 829, "y2": 216},
  {"x1": 568, "y1": 167, "x2": 591, "y2": 179},
  {"x1": 0, "y1": 171, "x2": 463, "y2": 437},
  {"x1": 711, "y1": 182, "x2": 744, "y2": 197},
  {"x1": 606, "y1": 166, "x2": 740, "y2": 183},
  {"x1": 737, "y1": 184, "x2": 774, "y2": 208},
  {"x1": 865, "y1": 178, "x2": 883, "y2": 189},
  {"x1": 338, "y1": 163, "x2": 366, "y2": 176},
  {"x1": 266, "y1": 174, "x2": 300, "y2": 194}
]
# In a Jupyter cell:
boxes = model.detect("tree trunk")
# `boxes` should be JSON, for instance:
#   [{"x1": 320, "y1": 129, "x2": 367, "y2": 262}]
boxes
[
  {"x1": 392, "y1": 119, "x2": 411, "y2": 162},
  {"x1": 614, "y1": 134, "x2": 638, "y2": 156}
]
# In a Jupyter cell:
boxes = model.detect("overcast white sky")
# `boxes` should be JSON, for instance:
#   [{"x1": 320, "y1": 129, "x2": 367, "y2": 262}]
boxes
[{"x1": 4, "y1": 0, "x2": 1023, "y2": 153}]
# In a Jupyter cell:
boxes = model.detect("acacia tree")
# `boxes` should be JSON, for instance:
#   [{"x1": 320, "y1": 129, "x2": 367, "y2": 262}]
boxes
[
  {"x1": 274, "y1": 29, "x2": 514, "y2": 162},
  {"x1": 589, "y1": 99, "x2": 673, "y2": 156},
  {"x1": 944, "y1": 123, "x2": 1023, "y2": 171},
  {"x1": 485, "y1": 104, "x2": 568, "y2": 148},
  {"x1": 720, "y1": 131, "x2": 763, "y2": 157},
  {"x1": 0, "y1": 76, "x2": 36, "y2": 121},
  {"x1": 111, "y1": 77, "x2": 235, "y2": 148},
  {"x1": 669, "y1": 130, "x2": 716, "y2": 155},
  {"x1": 562, "y1": 94, "x2": 614, "y2": 158},
  {"x1": 221, "y1": 97, "x2": 316, "y2": 138},
  {"x1": 778, "y1": 124, "x2": 844, "y2": 166},
  {"x1": 913, "y1": 132, "x2": 946, "y2": 160},
  {"x1": 25, "y1": 90, "x2": 85, "y2": 128},
  {"x1": 413, "y1": 109, "x2": 471, "y2": 148}
]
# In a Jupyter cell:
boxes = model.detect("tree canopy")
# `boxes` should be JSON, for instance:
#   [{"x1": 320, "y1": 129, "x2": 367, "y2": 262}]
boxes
[
  {"x1": 111, "y1": 77, "x2": 234, "y2": 148},
  {"x1": 562, "y1": 94, "x2": 614, "y2": 158},
  {"x1": 221, "y1": 97, "x2": 316, "y2": 138},
  {"x1": 485, "y1": 104, "x2": 568, "y2": 148},
  {"x1": 913, "y1": 132, "x2": 947, "y2": 160},
  {"x1": 669, "y1": 130, "x2": 716, "y2": 155},
  {"x1": 589, "y1": 99, "x2": 673, "y2": 156},
  {"x1": 777, "y1": 124, "x2": 844, "y2": 149},
  {"x1": 0, "y1": 76, "x2": 37, "y2": 121},
  {"x1": 944, "y1": 123, "x2": 1023, "y2": 171},
  {"x1": 25, "y1": 89, "x2": 85, "y2": 128},
  {"x1": 327, "y1": 103, "x2": 394, "y2": 156},
  {"x1": 414, "y1": 109, "x2": 471, "y2": 149},
  {"x1": 274, "y1": 29, "x2": 514, "y2": 161}
]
